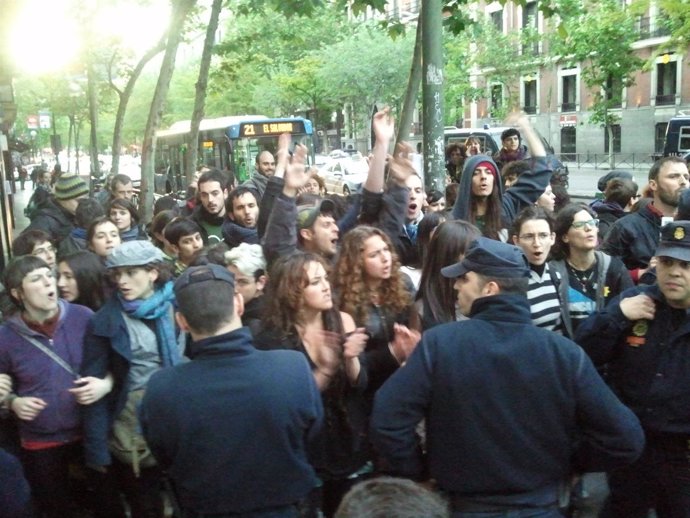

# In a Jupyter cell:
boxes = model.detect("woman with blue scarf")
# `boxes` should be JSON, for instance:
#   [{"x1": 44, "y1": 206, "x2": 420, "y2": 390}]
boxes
[{"x1": 81, "y1": 241, "x2": 181, "y2": 518}]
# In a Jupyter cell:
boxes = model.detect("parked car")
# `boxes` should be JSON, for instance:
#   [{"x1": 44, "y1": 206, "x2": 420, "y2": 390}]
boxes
[{"x1": 319, "y1": 154, "x2": 369, "y2": 195}]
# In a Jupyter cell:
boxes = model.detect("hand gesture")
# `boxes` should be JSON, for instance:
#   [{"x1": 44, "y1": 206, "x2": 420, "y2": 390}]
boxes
[
  {"x1": 389, "y1": 323, "x2": 421, "y2": 364},
  {"x1": 620, "y1": 294, "x2": 656, "y2": 321},
  {"x1": 283, "y1": 144, "x2": 310, "y2": 196},
  {"x1": 504, "y1": 112, "x2": 529, "y2": 129},
  {"x1": 274, "y1": 133, "x2": 292, "y2": 178},
  {"x1": 343, "y1": 328, "x2": 368, "y2": 360},
  {"x1": 69, "y1": 376, "x2": 113, "y2": 405},
  {"x1": 373, "y1": 107, "x2": 395, "y2": 144},
  {"x1": 388, "y1": 142, "x2": 416, "y2": 184},
  {"x1": 0, "y1": 374, "x2": 12, "y2": 401},
  {"x1": 11, "y1": 397, "x2": 47, "y2": 421},
  {"x1": 314, "y1": 330, "x2": 343, "y2": 377}
]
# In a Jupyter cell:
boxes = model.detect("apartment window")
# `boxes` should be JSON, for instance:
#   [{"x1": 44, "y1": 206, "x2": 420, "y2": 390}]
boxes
[
  {"x1": 522, "y1": 2, "x2": 539, "y2": 55},
  {"x1": 491, "y1": 9, "x2": 503, "y2": 32},
  {"x1": 523, "y1": 79, "x2": 537, "y2": 114},
  {"x1": 655, "y1": 122, "x2": 668, "y2": 153},
  {"x1": 562, "y1": 75, "x2": 577, "y2": 112},
  {"x1": 656, "y1": 60, "x2": 677, "y2": 105},
  {"x1": 561, "y1": 127, "x2": 577, "y2": 160},
  {"x1": 490, "y1": 84, "x2": 503, "y2": 117},
  {"x1": 604, "y1": 124, "x2": 621, "y2": 153},
  {"x1": 606, "y1": 76, "x2": 623, "y2": 108}
]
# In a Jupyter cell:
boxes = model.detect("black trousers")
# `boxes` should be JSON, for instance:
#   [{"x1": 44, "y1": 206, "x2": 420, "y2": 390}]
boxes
[
  {"x1": 20, "y1": 442, "x2": 84, "y2": 518},
  {"x1": 604, "y1": 434, "x2": 690, "y2": 518},
  {"x1": 88, "y1": 459, "x2": 164, "y2": 518}
]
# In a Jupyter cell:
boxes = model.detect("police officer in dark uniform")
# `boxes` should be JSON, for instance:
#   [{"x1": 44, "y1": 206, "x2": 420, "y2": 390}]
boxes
[
  {"x1": 577, "y1": 220, "x2": 690, "y2": 517},
  {"x1": 371, "y1": 237, "x2": 644, "y2": 517}
]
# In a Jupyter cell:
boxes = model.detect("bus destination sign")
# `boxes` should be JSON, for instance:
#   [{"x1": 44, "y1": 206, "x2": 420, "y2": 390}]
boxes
[{"x1": 241, "y1": 121, "x2": 305, "y2": 137}]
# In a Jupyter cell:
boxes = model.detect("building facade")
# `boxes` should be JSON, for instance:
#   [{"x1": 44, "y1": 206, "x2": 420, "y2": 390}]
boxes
[{"x1": 466, "y1": 1, "x2": 684, "y2": 160}]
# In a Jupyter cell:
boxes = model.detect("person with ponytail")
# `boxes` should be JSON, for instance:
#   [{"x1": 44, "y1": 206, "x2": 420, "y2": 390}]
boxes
[{"x1": 80, "y1": 241, "x2": 180, "y2": 518}]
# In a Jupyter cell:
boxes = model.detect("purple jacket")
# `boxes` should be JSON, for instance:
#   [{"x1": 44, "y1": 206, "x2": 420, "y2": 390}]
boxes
[{"x1": 0, "y1": 300, "x2": 93, "y2": 443}]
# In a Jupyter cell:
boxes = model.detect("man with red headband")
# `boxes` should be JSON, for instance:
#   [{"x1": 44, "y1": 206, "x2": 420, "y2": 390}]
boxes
[{"x1": 451, "y1": 115, "x2": 554, "y2": 242}]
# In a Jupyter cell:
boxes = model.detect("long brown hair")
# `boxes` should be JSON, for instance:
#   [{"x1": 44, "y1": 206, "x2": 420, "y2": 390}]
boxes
[
  {"x1": 263, "y1": 252, "x2": 335, "y2": 334},
  {"x1": 332, "y1": 226, "x2": 411, "y2": 325}
]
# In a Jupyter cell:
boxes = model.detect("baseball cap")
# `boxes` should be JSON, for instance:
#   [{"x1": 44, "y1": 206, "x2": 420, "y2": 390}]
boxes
[
  {"x1": 441, "y1": 237, "x2": 530, "y2": 279},
  {"x1": 297, "y1": 199, "x2": 337, "y2": 230},
  {"x1": 174, "y1": 264, "x2": 235, "y2": 297},
  {"x1": 656, "y1": 221, "x2": 690, "y2": 262}
]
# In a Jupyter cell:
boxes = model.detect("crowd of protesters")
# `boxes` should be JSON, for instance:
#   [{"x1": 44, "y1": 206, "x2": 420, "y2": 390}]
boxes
[{"x1": 1, "y1": 107, "x2": 689, "y2": 518}]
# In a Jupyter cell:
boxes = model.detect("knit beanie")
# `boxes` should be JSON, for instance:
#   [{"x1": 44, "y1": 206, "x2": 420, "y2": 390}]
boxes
[{"x1": 54, "y1": 175, "x2": 89, "y2": 200}]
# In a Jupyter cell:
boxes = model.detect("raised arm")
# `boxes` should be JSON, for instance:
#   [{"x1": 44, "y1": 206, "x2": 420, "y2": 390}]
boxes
[{"x1": 364, "y1": 107, "x2": 395, "y2": 194}]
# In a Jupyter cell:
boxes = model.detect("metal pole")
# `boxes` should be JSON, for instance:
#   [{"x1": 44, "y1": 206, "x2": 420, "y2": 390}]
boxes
[{"x1": 422, "y1": 0, "x2": 445, "y2": 192}]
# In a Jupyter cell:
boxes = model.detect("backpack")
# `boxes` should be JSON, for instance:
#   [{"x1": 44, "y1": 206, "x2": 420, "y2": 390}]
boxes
[{"x1": 23, "y1": 194, "x2": 39, "y2": 220}]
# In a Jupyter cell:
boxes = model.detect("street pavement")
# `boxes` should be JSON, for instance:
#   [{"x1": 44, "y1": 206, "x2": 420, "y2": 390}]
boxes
[{"x1": 566, "y1": 163, "x2": 650, "y2": 199}]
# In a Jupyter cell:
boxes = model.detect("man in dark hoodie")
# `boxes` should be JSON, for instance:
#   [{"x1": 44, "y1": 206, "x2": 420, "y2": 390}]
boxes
[
  {"x1": 221, "y1": 186, "x2": 260, "y2": 249},
  {"x1": 452, "y1": 115, "x2": 553, "y2": 241},
  {"x1": 23, "y1": 174, "x2": 89, "y2": 244}
]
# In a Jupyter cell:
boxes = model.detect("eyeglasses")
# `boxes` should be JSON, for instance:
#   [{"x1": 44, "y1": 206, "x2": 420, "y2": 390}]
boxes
[
  {"x1": 518, "y1": 232, "x2": 553, "y2": 243},
  {"x1": 31, "y1": 245, "x2": 56, "y2": 257},
  {"x1": 571, "y1": 219, "x2": 599, "y2": 230}
]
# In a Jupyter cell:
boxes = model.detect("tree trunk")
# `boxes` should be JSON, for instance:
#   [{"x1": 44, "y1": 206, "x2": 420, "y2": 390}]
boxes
[
  {"x1": 139, "y1": 0, "x2": 197, "y2": 223},
  {"x1": 87, "y1": 61, "x2": 100, "y2": 190},
  {"x1": 110, "y1": 37, "x2": 166, "y2": 176},
  {"x1": 607, "y1": 120, "x2": 615, "y2": 169},
  {"x1": 396, "y1": 14, "x2": 423, "y2": 148},
  {"x1": 185, "y1": 0, "x2": 223, "y2": 186}
]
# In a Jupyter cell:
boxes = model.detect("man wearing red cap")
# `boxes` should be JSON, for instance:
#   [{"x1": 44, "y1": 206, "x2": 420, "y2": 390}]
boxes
[{"x1": 451, "y1": 115, "x2": 553, "y2": 242}]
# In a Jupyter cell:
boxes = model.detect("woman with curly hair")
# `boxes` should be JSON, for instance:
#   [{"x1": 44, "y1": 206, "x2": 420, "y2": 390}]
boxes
[
  {"x1": 332, "y1": 226, "x2": 421, "y2": 394},
  {"x1": 253, "y1": 252, "x2": 370, "y2": 517}
]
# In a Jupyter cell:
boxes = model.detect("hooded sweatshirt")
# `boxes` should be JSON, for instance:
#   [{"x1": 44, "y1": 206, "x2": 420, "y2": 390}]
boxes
[{"x1": 452, "y1": 155, "x2": 554, "y2": 238}]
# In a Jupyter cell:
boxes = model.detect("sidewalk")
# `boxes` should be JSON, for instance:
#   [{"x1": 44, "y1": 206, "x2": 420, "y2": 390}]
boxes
[{"x1": 10, "y1": 183, "x2": 33, "y2": 236}]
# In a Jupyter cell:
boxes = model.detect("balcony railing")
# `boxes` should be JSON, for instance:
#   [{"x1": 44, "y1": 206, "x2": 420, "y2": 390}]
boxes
[
  {"x1": 561, "y1": 102, "x2": 577, "y2": 112},
  {"x1": 656, "y1": 93, "x2": 676, "y2": 105},
  {"x1": 637, "y1": 16, "x2": 671, "y2": 39}
]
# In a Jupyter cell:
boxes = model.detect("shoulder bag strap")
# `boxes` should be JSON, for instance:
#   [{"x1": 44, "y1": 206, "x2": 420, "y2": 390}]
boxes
[{"x1": 18, "y1": 332, "x2": 78, "y2": 379}]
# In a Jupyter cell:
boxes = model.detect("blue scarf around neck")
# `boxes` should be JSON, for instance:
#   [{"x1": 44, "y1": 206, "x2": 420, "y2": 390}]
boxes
[{"x1": 118, "y1": 281, "x2": 180, "y2": 367}]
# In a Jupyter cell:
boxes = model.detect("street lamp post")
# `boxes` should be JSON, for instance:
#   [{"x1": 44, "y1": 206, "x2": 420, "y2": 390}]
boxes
[{"x1": 29, "y1": 129, "x2": 37, "y2": 161}]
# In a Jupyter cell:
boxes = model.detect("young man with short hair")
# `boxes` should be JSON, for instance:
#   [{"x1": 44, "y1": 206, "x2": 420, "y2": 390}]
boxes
[
  {"x1": 191, "y1": 169, "x2": 228, "y2": 245},
  {"x1": 221, "y1": 186, "x2": 260, "y2": 249},
  {"x1": 140, "y1": 264, "x2": 323, "y2": 517},
  {"x1": 262, "y1": 144, "x2": 339, "y2": 267},
  {"x1": 242, "y1": 150, "x2": 276, "y2": 199},
  {"x1": 163, "y1": 218, "x2": 204, "y2": 275}
]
